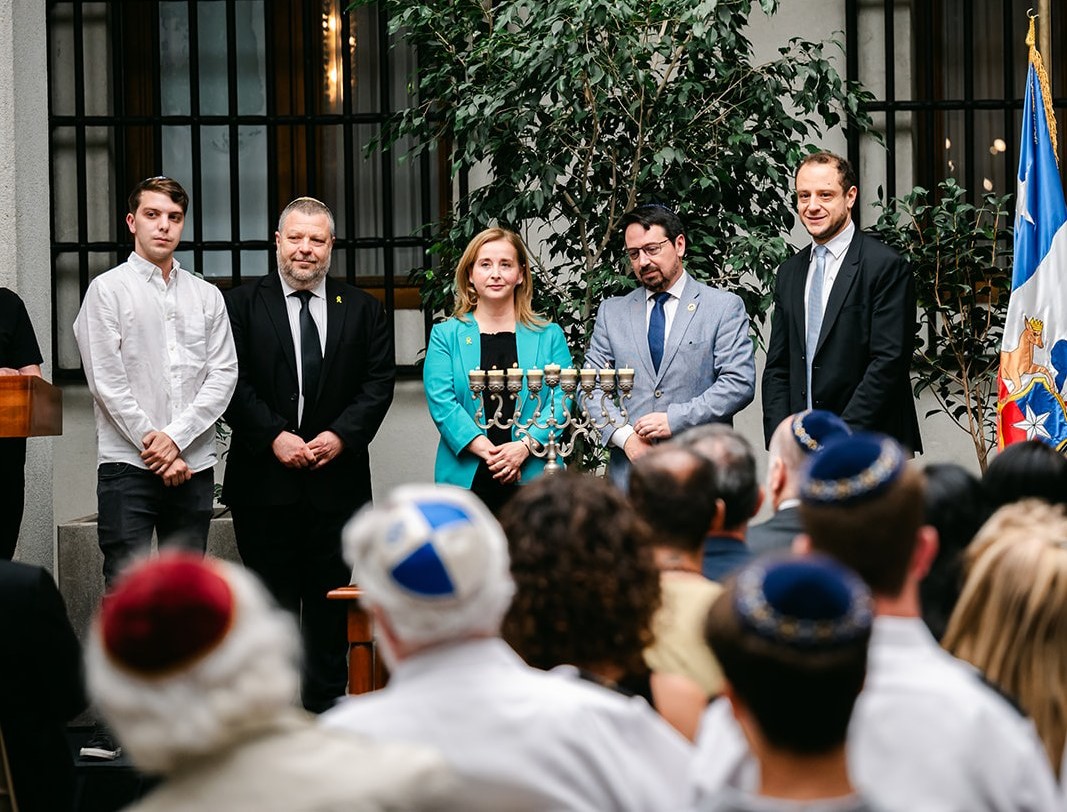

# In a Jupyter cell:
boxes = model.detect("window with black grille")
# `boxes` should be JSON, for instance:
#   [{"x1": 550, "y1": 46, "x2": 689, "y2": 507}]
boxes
[
  {"x1": 845, "y1": 0, "x2": 1067, "y2": 218},
  {"x1": 47, "y1": 0, "x2": 444, "y2": 378}
]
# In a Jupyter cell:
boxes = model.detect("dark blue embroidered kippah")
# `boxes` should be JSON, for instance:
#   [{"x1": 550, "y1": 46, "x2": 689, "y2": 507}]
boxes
[
  {"x1": 790, "y1": 409, "x2": 852, "y2": 454},
  {"x1": 733, "y1": 555, "x2": 873, "y2": 648},
  {"x1": 801, "y1": 433, "x2": 905, "y2": 505}
]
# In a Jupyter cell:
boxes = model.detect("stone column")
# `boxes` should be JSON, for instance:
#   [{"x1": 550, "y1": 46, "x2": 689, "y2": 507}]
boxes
[{"x1": 0, "y1": 1, "x2": 56, "y2": 569}]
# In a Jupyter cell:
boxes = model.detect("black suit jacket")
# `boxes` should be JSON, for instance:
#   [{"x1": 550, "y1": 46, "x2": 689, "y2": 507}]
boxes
[
  {"x1": 0, "y1": 561, "x2": 86, "y2": 812},
  {"x1": 222, "y1": 273, "x2": 395, "y2": 513},
  {"x1": 762, "y1": 230, "x2": 922, "y2": 452},
  {"x1": 745, "y1": 505, "x2": 805, "y2": 556}
]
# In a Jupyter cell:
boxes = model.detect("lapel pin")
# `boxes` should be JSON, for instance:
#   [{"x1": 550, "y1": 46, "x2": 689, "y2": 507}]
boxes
[
  {"x1": 687, "y1": 302, "x2": 696, "y2": 312},
  {"x1": 336, "y1": 295, "x2": 342, "y2": 303},
  {"x1": 466, "y1": 336, "x2": 473, "y2": 345}
]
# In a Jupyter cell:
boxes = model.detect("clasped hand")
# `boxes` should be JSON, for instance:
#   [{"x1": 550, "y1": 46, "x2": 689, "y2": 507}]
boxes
[
  {"x1": 484, "y1": 440, "x2": 530, "y2": 484},
  {"x1": 141, "y1": 431, "x2": 191, "y2": 487},
  {"x1": 272, "y1": 430, "x2": 344, "y2": 470}
]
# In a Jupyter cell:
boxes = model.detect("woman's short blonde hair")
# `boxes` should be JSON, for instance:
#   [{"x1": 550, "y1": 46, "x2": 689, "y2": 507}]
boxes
[
  {"x1": 452, "y1": 228, "x2": 545, "y2": 327},
  {"x1": 943, "y1": 499, "x2": 1067, "y2": 777}
]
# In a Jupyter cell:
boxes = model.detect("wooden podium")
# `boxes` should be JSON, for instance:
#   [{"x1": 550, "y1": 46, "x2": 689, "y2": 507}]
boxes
[{"x1": 0, "y1": 376, "x2": 62, "y2": 438}]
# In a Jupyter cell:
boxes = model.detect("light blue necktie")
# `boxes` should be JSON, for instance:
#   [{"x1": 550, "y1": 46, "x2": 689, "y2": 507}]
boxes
[
  {"x1": 805, "y1": 245, "x2": 829, "y2": 409},
  {"x1": 648, "y1": 291, "x2": 671, "y2": 373}
]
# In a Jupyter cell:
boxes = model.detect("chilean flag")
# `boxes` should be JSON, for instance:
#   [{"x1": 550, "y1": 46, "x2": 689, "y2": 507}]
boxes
[{"x1": 997, "y1": 54, "x2": 1067, "y2": 450}]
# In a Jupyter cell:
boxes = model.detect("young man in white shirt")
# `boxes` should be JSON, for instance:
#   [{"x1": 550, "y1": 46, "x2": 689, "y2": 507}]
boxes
[
  {"x1": 74, "y1": 176, "x2": 237, "y2": 762},
  {"x1": 74, "y1": 176, "x2": 237, "y2": 589}
]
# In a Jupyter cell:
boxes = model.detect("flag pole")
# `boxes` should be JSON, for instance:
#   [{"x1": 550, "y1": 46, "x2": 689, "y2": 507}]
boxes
[
  {"x1": 1027, "y1": 13, "x2": 1058, "y2": 165},
  {"x1": 1038, "y1": 0, "x2": 1051, "y2": 82}
]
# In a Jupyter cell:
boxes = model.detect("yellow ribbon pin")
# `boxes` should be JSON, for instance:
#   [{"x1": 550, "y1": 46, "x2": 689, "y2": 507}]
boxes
[
  {"x1": 336, "y1": 295, "x2": 342, "y2": 303},
  {"x1": 466, "y1": 337, "x2": 473, "y2": 345}
]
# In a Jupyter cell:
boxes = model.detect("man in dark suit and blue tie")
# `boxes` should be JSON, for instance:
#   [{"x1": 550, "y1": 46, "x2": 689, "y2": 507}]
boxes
[
  {"x1": 762, "y1": 151, "x2": 921, "y2": 452},
  {"x1": 585, "y1": 205, "x2": 756, "y2": 490},
  {"x1": 222, "y1": 197, "x2": 395, "y2": 712}
]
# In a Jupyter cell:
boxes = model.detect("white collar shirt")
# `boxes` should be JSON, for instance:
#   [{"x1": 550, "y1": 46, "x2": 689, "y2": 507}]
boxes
[
  {"x1": 279, "y1": 275, "x2": 328, "y2": 425},
  {"x1": 609, "y1": 271, "x2": 690, "y2": 451},
  {"x1": 73, "y1": 252, "x2": 237, "y2": 472},
  {"x1": 645, "y1": 268, "x2": 689, "y2": 341},
  {"x1": 803, "y1": 220, "x2": 855, "y2": 316},
  {"x1": 323, "y1": 636, "x2": 692, "y2": 812},
  {"x1": 687, "y1": 615, "x2": 1061, "y2": 812}
]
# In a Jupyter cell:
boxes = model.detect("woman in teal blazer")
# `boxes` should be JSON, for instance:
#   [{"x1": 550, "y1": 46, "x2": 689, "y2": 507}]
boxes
[{"x1": 424, "y1": 228, "x2": 573, "y2": 512}]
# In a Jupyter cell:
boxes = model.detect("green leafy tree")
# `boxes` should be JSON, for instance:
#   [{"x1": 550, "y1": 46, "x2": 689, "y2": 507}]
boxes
[
  {"x1": 872, "y1": 179, "x2": 1013, "y2": 472},
  {"x1": 352, "y1": 0, "x2": 871, "y2": 352}
]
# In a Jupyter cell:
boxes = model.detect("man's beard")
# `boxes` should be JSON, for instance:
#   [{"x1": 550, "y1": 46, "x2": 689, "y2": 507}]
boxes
[{"x1": 278, "y1": 251, "x2": 330, "y2": 288}]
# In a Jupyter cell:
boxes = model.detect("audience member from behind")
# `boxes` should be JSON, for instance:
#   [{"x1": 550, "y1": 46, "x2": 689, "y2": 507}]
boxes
[
  {"x1": 982, "y1": 438, "x2": 1067, "y2": 510},
  {"x1": 943, "y1": 499, "x2": 1067, "y2": 790},
  {"x1": 85, "y1": 552, "x2": 455, "y2": 811},
  {"x1": 747, "y1": 409, "x2": 851, "y2": 555},
  {"x1": 501, "y1": 471, "x2": 708, "y2": 739},
  {"x1": 697, "y1": 555, "x2": 876, "y2": 812},
  {"x1": 324, "y1": 484, "x2": 692, "y2": 811},
  {"x1": 0, "y1": 560, "x2": 86, "y2": 811},
  {"x1": 630, "y1": 446, "x2": 726, "y2": 699},
  {"x1": 920, "y1": 463, "x2": 991, "y2": 641},
  {"x1": 677, "y1": 424, "x2": 762, "y2": 581},
  {"x1": 689, "y1": 433, "x2": 1061, "y2": 811}
]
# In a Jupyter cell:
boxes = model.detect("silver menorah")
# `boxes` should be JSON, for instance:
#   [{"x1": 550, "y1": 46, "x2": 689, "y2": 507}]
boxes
[{"x1": 468, "y1": 364, "x2": 635, "y2": 472}]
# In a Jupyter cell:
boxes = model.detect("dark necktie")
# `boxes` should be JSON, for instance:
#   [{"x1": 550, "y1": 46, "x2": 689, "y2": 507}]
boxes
[
  {"x1": 806, "y1": 245, "x2": 829, "y2": 408},
  {"x1": 294, "y1": 290, "x2": 322, "y2": 423},
  {"x1": 648, "y1": 291, "x2": 671, "y2": 373}
]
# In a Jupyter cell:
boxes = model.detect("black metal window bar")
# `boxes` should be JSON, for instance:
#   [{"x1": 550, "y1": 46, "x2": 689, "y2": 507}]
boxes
[
  {"x1": 844, "y1": 0, "x2": 1067, "y2": 220},
  {"x1": 47, "y1": 0, "x2": 445, "y2": 379}
]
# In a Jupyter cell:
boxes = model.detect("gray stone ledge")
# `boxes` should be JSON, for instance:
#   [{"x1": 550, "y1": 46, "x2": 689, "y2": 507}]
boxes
[{"x1": 57, "y1": 508, "x2": 240, "y2": 642}]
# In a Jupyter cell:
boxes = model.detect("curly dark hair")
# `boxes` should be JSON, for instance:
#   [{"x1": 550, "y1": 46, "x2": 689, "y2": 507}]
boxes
[{"x1": 498, "y1": 471, "x2": 660, "y2": 678}]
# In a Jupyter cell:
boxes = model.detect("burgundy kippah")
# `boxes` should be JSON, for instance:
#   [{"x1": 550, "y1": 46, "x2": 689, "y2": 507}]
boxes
[{"x1": 101, "y1": 553, "x2": 234, "y2": 675}]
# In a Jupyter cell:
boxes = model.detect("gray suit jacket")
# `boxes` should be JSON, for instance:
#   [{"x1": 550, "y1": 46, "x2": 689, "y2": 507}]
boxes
[
  {"x1": 745, "y1": 505, "x2": 805, "y2": 556},
  {"x1": 585, "y1": 274, "x2": 755, "y2": 489}
]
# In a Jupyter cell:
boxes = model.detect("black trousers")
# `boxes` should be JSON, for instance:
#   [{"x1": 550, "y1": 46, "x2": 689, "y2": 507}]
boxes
[
  {"x1": 230, "y1": 503, "x2": 351, "y2": 713},
  {"x1": 96, "y1": 464, "x2": 214, "y2": 586},
  {"x1": 0, "y1": 439, "x2": 27, "y2": 560}
]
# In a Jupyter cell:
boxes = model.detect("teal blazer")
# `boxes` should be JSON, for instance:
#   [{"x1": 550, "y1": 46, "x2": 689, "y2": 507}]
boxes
[{"x1": 424, "y1": 317, "x2": 573, "y2": 488}]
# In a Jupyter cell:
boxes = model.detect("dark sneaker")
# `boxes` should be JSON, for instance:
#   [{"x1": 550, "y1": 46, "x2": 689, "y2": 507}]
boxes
[{"x1": 79, "y1": 728, "x2": 122, "y2": 761}]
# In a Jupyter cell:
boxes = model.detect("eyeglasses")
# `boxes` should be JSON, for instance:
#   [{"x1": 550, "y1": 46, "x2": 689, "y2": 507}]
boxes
[{"x1": 625, "y1": 239, "x2": 671, "y2": 263}]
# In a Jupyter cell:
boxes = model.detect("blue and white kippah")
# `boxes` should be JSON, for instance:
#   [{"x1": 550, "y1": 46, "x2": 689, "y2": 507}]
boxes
[
  {"x1": 377, "y1": 497, "x2": 493, "y2": 602},
  {"x1": 790, "y1": 409, "x2": 852, "y2": 454},
  {"x1": 734, "y1": 555, "x2": 873, "y2": 648},
  {"x1": 801, "y1": 432, "x2": 905, "y2": 505}
]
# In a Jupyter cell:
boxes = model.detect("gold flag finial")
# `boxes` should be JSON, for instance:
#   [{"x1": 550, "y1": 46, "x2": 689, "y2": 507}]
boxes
[{"x1": 1027, "y1": 14, "x2": 1059, "y2": 164}]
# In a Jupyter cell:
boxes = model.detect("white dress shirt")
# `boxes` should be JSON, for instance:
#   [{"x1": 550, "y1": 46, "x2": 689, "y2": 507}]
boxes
[
  {"x1": 74, "y1": 252, "x2": 238, "y2": 473},
  {"x1": 645, "y1": 268, "x2": 688, "y2": 336},
  {"x1": 687, "y1": 616, "x2": 1061, "y2": 812},
  {"x1": 279, "y1": 275, "x2": 327, "y2": 425},
  {"x1": 803, "y1": 220, "x2": 855, "y2": 317},
  {"x1": 323, "y1": 636, "x2": 692, "y2": 812},
  {"x1": 611, "y1": 271, "x2": 690, "y2": 450}
]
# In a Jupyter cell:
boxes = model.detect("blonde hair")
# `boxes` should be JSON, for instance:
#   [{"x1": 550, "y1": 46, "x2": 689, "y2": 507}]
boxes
[
  {"x1": 452, "y1": 228, "x2": 545, "y2": 327},
  {"x1": 943, "y1": 499, "x2": 1067, "y2": 777}
]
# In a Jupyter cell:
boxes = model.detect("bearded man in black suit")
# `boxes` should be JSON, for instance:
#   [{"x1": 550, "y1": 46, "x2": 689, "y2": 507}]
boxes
[
  {"x1": 223, "y1": 197, "x2": 395, "y2": 712},
  {"x1": 761, "y1": 152, "x2": 921, "y2": 453}
]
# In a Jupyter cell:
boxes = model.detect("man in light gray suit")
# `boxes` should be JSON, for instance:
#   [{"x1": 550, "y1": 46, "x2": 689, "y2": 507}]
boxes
[{"x1": 585, "y1": 205, "x2": 755, "y2": 490}]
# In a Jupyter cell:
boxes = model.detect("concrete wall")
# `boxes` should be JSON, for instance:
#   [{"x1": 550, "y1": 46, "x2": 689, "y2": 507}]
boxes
[{"x1": 0, "y1": 1, "x2": 55, "y2": 570}]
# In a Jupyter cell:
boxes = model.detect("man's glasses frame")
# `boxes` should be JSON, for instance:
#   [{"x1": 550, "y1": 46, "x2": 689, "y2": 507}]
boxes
[{"x1": 625, "y1": 238, "x2": 672, "y2": 263}]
